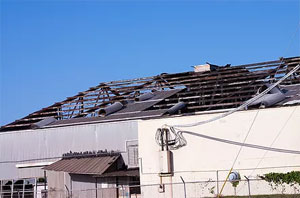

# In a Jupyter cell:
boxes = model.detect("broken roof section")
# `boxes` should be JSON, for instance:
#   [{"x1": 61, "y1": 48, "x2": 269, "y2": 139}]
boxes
[{"x1": 1, "y1": 56, "x2": 300, "y2": 132}]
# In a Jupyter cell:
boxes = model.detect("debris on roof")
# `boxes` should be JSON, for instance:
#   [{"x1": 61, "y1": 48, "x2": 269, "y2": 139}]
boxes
[
  {"x1": 280, "y1": 84, "x2": 300, "y2": 105},
  {"x1": 62, "y1": 150, "x2": 120, "y2": 159},
  {"x1": 1, "y1": 56, "x2": 300, "y2": 132},
  {"x1": 248, "y1": 84, "x2": 286, "y2": 108},
  {"x1": 194, "y1": 63, "x2": 218, "y2": 73},
  {"x1": 31, "y1": 117, "x2": 57, "y2": 129}
]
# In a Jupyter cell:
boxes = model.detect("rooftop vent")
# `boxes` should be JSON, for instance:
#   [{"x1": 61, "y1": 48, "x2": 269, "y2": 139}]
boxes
[
  {"x1": 135, "y1": 92, "x2": 154, "y2": 101},
  {"x1": 193, "y1": 64, "x2": 218, "y2": 73},
  {"x1": 165, "y1": 102, "x2": 186, "y2": 115},
  {"x1": 99, "y1": 102, "x2": 123, "y2": 117}
]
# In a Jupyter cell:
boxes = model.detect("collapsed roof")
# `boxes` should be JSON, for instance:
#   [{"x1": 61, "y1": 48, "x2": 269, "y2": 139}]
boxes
[{"x1": 1, "y1": 56, "x2": 300, "y2": 132}]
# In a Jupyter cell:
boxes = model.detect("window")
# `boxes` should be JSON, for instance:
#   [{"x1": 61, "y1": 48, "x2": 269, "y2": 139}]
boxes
[
  {"x1": 126, "y1": 140, "x2": 138, "y2": 167},
  {"x1": 0, "y1": 178, "x2": 47, "y2": 198}
]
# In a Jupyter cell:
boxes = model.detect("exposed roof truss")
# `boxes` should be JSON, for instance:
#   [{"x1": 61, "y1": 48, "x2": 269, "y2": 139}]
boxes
[{"x1": 1, "y1": 56, "x2": 299, "y2": 132}]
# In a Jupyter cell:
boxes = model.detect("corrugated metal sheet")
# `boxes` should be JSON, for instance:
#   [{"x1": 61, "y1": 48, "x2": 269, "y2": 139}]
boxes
[
  {"x1": 46, "y1": 89, "x2": 181, "y2": 127},
  {"x1": 116, "y1": 89, "x2": 183, "y2": 113},
  {"x1": 48, "y1": 110, "x2": 166, "y2": 127},
  {"x1": 44, "y1": 155, "x2": 120, "y2": 175},
  {"x1": 278, "y1": 84, "x2": 300, "y2": 104}
]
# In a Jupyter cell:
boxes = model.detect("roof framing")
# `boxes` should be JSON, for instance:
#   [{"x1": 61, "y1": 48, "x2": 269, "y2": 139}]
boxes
[{"x1": 1, "y1": 56, "x2": 299, "y2": 132}]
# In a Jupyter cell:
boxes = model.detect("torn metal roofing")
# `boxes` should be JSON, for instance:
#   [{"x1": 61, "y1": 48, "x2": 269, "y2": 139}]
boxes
[
  {"x1": 1, "y1": 56, "x2": 300, "y2": 132},
  {"x1": 278, "y1": 84, "x2": 300, "y2": 105},
  {"x1": 47, "y1": 109, "x2": 166, "y2": 127}
]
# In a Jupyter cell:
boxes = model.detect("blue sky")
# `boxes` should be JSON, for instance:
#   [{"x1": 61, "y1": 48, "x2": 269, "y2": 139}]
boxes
[{"x1": 0, "y1": 0, "x2": 299, "y2": 126}]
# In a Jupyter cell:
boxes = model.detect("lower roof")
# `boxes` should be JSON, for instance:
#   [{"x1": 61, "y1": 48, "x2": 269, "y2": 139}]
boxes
[{"x1": 44, "y1": 153, "x2": 121, "y2": 175}]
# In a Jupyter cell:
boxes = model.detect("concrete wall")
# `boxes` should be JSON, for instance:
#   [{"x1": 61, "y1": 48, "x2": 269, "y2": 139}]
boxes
[
  {"x1": 138, "y1": 106, "x2": 300, "y2": 197},
  {"x1": 0, "y1": 120, "x2": 138, "y2": 180}
]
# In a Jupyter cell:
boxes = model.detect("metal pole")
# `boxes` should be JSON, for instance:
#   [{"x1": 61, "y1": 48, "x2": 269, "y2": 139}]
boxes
[
  {"x1": 95, "y1": 178, "x2": 98, "y2": 198},
  {"x1": 180, "y1": 176, "x2": 186, "y2": 198},
  {"x1": 44, "y1": 171, "x2": 47, "y2": 191},
  {"x1": 11, "y1": 180, "x2": 13, "y2": 198},
  {"x1": 22, "y1": 179, "x2": 25, "y2": 198},
  {"x1": 244, "y1": 176, "x2": 251, "y2": 198},
  {"x1": 121, "y1": 185, "x2": 125, "y2": 198},
  {"x1": 34, "y1": 178, "x2": 37, "y2": 198},
  {"x1": 216, "y1": 170, "x2": 219, "y2": 195}
]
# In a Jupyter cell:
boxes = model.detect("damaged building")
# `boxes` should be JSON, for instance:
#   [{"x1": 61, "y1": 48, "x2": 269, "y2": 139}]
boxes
[{"x1": 0, "y1": 56, "x2": 300, "y2": 197}]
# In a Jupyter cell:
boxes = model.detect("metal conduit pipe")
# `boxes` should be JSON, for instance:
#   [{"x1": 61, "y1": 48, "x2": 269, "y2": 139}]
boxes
[
  {"x1": 166, "y1": 102, "x2": 186, "y2": 115},
  {"x1": 135, "y1": 92, "x2": 154, "y2": 101},
  {"x1": 98, "y1": 102, "x2": 123, "y2": 117}
]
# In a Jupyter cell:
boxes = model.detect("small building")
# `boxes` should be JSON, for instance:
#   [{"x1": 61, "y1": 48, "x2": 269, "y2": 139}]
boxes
[{"x1": 44, "y1": 151, "x2": 140, "y2": 198}]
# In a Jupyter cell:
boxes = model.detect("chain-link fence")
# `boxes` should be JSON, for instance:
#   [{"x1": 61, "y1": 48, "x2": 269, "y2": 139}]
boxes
[{"x1": 2, "y1": 177, "x2": 299, "y2": 198}]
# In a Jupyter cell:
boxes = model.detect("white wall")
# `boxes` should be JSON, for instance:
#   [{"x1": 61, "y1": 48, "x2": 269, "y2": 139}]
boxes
[
  {"x1": 0, "y1": 120, "x2": 138, "y2": 180},
  {"x1": 138, "y1": 106, "x2": 300, "y2": 197}
]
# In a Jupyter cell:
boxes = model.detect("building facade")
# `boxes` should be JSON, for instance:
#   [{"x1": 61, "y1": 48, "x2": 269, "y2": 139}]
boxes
[
  {"x1": 1, "y1": 56, "x2": 300, "y2": 197},
  {"x1": 0, "y1": 121, "x2": 139, "y2": 197},
  {"x1": 138, "y1": 105, "x2": 300, "y2": 197}
]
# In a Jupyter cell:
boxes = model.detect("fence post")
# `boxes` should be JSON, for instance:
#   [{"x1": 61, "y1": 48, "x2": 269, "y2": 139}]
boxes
[
  {"x1": 244, "y1": 176, "x2": 251, "y2": 198},
  {"x1": 22, "y1": 179, "x2": 25, "y2": 198},
  {"x1": 180, "y1": 176, "x2": 187, "y2": 198},
  {"x1": 35, "y1": 178, "x2": 37, "y2": 198},
  {"x1": 216, "y1": 170, "x2": 219, "y2": 195},
  {"x1": 11, "y1": 180, "x2": 13, "y2": 198}
]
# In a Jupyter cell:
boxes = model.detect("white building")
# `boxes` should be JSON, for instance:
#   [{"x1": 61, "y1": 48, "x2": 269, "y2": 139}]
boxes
[{"x1": 138, "y1": 105, "x2": 300, "y2": 197}]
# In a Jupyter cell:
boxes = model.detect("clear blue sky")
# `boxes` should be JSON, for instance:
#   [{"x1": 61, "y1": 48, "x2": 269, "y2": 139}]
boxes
[{"x1": 0, "y1": 0, "x2": 299, "y2": 126}]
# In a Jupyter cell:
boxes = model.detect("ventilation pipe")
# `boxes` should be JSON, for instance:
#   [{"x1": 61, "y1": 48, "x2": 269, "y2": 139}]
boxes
[
  {"x1": 98, "y1": 102, "x2": 123, "y2": 117},
  {"x1": 32, "y1": 117, "x2": 56, "y2": 129},
  {"x1": 166, "y1": 102, "x2": 186, "y2": 115},
  {"x1": 135, "y1": 92, "x2": 154, "y2": 101}
]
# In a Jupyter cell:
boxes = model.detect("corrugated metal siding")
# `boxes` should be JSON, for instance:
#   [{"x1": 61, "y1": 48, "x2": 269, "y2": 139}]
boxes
[{"x1": 0, "y1": 121, "x2": 138, "y2": 180}]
